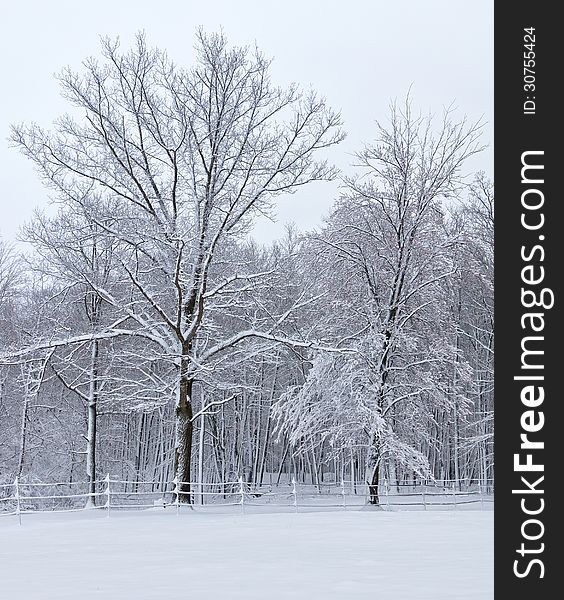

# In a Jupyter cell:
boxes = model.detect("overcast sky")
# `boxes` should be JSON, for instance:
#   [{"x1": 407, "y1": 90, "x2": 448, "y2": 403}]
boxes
[{"x1": 0, "y1": 0, "x2": 493, "y2": 245}]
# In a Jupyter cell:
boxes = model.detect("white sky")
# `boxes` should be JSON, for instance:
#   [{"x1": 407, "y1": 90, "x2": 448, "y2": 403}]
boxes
[{"x1": 0, "y1": 0, "x2": 493, "y2": 245}]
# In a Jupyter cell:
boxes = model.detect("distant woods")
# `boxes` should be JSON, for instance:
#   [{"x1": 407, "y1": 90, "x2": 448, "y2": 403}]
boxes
[{"x1": 0, "y1": 32, "x2": 492, "y2": 504}]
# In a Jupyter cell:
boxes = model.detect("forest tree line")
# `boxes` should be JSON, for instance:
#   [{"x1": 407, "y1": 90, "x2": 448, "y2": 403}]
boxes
[{"x1": 0, "y1": 32, "x2": 493, "y2": 505}]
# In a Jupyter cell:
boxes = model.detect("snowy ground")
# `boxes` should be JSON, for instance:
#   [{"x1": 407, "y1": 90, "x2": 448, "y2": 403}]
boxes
[{"x1": 0, "y1": 508, "x2": 493, "y2": 599}]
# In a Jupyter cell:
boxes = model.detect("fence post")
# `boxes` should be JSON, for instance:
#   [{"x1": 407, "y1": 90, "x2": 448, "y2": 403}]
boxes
[
  {"x1": 239, "y1": 477, "x2": 245, "y2": 515},
  {"x1": 452, "y1": 482, "x2": 457, "y2": 511},
  {"x1": 104, "y1": 474, "x2": 111, "y2": 518},
  {"x1": 341, "y1": 479, "x2": 347, "y2": 511},
  {"x1": 173, "y1": 476, "x2": 179, "y2": 516},
  {"x1": 292, "y1": 477, "x2": 298, "y2": 513},
  {"x1": 14, "y1": 476, "x2": 21, "y2": 525}
]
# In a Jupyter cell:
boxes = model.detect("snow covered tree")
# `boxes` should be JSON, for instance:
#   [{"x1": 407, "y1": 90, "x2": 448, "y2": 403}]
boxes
[
  {"x1": 11, "y1": 31, "x2": 343, "y2": 502},
  {"x1": 0, "y1": 240, "x2": 21, "y2": 315},
  {"x1": 22, "y1": 209, "x2": 123, "y2": 502},
  {"x1": 276, "y1": 98, "x2": 482, "y2": 504},
  {"x1": 455, "y1": 173, "x2": 494, "y2": 484},
  {"x1": 0, "y1": 240, "x2": 23, "y2": 478}
]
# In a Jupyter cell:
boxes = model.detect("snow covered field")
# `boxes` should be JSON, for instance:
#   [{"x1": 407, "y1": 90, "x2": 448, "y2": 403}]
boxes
[{"x1": 0, "y1": 508, "x2": 492, "y2": 599}]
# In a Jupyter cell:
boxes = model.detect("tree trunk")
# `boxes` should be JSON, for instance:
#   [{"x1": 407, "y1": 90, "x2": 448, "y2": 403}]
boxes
[
  {"x1": 258, "y1": 357, "x2": 279, "y2": 486},
  {"x1": 258, "y1": 415, "x2": 272, "y2": 487},
  {"x1": 174, "y1": 374, "x2": 193, "y2": 504},
  {"x1": 16, "y1": 385, "x2": 30, "y2": 479},
  {"x1": 367, "y1": 440, "x2": 381, "y2": 505},
  {"x1": 16, "y1": 359, "x2": 49, "y2": 479},
  {"x1": 198, "y1": 410, "x2": 205, "y2": 505},
  {"x1": 85, "y1": 339, "x2": 99, "y2": 507},
  {"x1": 368, "y1": 462, "x2": 380, "y2": 505},
  {"x1": 276, "y1": 439, "x2": 291, "y2": 485}
]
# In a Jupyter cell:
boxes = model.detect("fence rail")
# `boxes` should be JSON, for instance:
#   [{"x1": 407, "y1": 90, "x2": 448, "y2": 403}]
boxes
[{"x1": 0, "y1": 476, "x2": 494, "y2": 522}]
